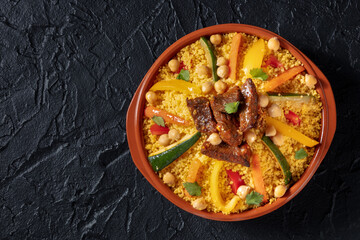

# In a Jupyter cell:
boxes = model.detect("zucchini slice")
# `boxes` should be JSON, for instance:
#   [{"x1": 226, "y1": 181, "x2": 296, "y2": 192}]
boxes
[
  {"x1": 200, "y1": 37, "x2": 218, "y2": 82},
  {"x1": 149, "y1": 132, "x2": 201, "y2": 172},
  {"x1": 262, "y1": 136, "x2": 292, "y2": 184},
  {"x1": 267, "y1": 92, "x2": 312, "y2": 103}
]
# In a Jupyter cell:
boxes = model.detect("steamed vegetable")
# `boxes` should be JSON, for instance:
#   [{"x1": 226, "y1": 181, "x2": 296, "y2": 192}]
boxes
[
  {"x1": 210, "y1": 161, "x2": 240, "y2": 214},
  {"x1": 149, "y1": 80, "x2": 201, "y2": 95},
  {"x1": 243, "y1": 38, "x2": 266, "y2": 77},
  {"x1": 149, "y1": 132, "x2": 201, "y2": 171},
  {"x1": 200, "y1": 37, "x2": 218, "y2": 82},
  {"x1": 262, "y1": 136, "x2": 292, "y2": 184},
  {"x1": 267, "y1": 92, "x2": 312, "y2": 103},
  {"x1": 145, "y1": 106, "x2": 191, "y2": 126},
  {"x1": 226, "y1": 170, "x2": 245, "y2": 194},
  {"x1": 265, "y1": 116, "x2": 319, "y2": 147},
  {"x1": 184, "y1": 158, "x2": 202, "y2": 197},
  {"x1": 229, "y1": 33, "x2": 243, "y2": 81},
  {"x1": 251, "y1": 154, "x2": 268, "y2": 203},
  {"x1": 284, "y1": 110, "x2": 301, "y2": 126},
  {"x1": 264, "y1": 66, "x2": 305, "y2": 91},
  {"x1": 150, "y1": 124, "x2": 169, "y2": 135}
]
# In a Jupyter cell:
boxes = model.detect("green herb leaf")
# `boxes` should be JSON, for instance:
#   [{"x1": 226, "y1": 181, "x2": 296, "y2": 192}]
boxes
[
  {"x1": 295, "y1": 148, "x2": 308, "y2": 159},
  {"x1": 152, "y1": 116, "x2": 165, "y2": 127},
  {"x1": 225, "y1": 102, "x2": 240, "y2": 114},
  {"x1": 245, "y1": 191, "x2": 263, "y2": 205},
  {"x1": 183, "y1": 182, "x2": 202, "y2": 196},
  {"x1": 176, "y1": 69, "x2": 190, "y2": 81},
  {"x1": 250, "y1": 68, "x2": 268, "y2": 81}
]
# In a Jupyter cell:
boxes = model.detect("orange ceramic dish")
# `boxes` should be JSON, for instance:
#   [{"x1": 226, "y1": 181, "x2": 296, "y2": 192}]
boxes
[{"x1": 126, "y1": 24, "x2": 336, "y2": 221}]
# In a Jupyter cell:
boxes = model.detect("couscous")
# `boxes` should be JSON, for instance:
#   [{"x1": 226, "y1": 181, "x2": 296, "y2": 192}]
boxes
[{"x1": 142, "y1": 33, "x2": 322, "y2": 214}]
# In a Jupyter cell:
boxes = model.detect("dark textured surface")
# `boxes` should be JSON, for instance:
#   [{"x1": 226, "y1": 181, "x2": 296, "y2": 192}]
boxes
[{"x1": 0, "y1": 0, "x2": 359, "y2": 239}]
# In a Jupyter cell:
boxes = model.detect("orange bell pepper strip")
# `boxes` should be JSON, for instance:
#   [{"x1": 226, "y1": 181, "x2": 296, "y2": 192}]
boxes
[
  {"x1": 185, "y1": 159, "x2": 202, "y2": 197},
  {"x1": 266, "y1": 116, "x2": 319, "y2": 147},
  {"x1": 264, "y1": 66, "x2": 305, "y2": 91},
  {"x1": 144, "y1": 106, "x2": 191, "y2": 126},
  {"x1": 243, "y1": 38, "x2": 266, "y2": 77},
  {"x1": 149, "y1": 80, "x2": 201, "y2": 95},
  {"x1": 229, "y1": 33, "x2": 243, "y2": 81},
  {"x1": 251, "y1": 154, "x2": 268, "y2": 203}
]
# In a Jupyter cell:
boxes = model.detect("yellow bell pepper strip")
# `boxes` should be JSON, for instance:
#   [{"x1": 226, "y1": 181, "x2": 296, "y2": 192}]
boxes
[
  {"x1": 251, "y1": 154, "x2": 268, "y2": 203},
  {"x1": 266, "y1": 116, "x2": 319, "y2": 147},
  {"x1": 229, "y1": 33, "x2": 243, "y2": 81},
  {"x1": 210, "y1": 161, "x2": 240, "y2": 214},
  {"x1": 243, "y1": 38, "x2": 266, "y2": 77},
  {"x1": 149, "y1": 80, "x2": 201, "y2": 95},
  {"x1": 264, "y1": 66, "x2": 305, "y2": 91},
  {"x1": 144, "y1": 106, "x2": 191, "y2": 126},
  {"x1": 184, "y1": 158, "x2": 202, "y2": 197}
]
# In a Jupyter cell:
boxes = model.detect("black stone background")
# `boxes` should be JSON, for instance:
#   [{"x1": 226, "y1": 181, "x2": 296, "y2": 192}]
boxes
[{"x1": 0, "y1": 0, "x2": 359, "y2": 239}]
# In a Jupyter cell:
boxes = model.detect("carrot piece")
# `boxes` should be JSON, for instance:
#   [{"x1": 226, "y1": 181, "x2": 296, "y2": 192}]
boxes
[
  {"x1": 185, "y1": 159, "x2": 202, "y2": 197},
  {"x1": 229, "y1": 33, "x2": 243, "y2": 81},
  {"x1": 264, "y1": 66, "x2": 305, "y2": 91},
  {"x1": 251, "y1": 154, "x2": 268, "y2": 203},
  {"x1": 144, "y1": 106, "x2": 191, "y2": 126}
]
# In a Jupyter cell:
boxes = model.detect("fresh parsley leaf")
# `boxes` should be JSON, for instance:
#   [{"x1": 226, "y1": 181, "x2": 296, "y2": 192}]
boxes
[
  {"x1": 152, "y1": 116, "x2": 165, "y2": 127},
  {"x1": 176, "y1": 69, "x2": 190, "y2": 81},
  {"x1": 183, "y1": 182, "x2": 202, "y2": 196},
  {"x1": 250, "y1": 68, "x2": 268, "y2": 81},
  {"x1": 225, "y1": 102, "x2": 240, "y2": 114},
  {"x1": 295, "y1": 148, "x2": 308, "y2": 159},
  {"x1": 245, "y1": 191, "x2": 263, "y2": 205}
]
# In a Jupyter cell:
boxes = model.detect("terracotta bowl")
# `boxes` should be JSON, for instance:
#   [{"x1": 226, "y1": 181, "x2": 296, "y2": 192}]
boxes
[{"x1": 126, "y1": 24, "x2": 336, "y2": 221}]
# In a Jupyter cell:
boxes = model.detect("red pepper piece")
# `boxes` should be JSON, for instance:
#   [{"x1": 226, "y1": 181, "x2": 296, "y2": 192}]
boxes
[
  {"x1": 226, "y1": 170, "x2": 245, "y2": 194},
  {"x1": 175, "y1": 61, "x2": 186, "y2": 73},
  {"x1": 284, "y1": 110, "x2": 301, "y2": 126},
  {"x1": 150, "y1": 124, "x2": 170, "y2": 135},
  {"x1": 266, "y1": 55, "x2": 283, "y2": 68}
]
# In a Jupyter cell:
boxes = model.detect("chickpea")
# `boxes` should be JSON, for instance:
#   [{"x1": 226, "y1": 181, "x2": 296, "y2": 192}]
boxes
[
  {"x1": 217, "y1": 65, "x2": 230, "y2": 79},
  {"x1": 305, "y1": 74, "x2": 317, "y2": 88},
  {"x1": 216, "y1": 57, "x2": 228, "y2": 66},
  {"x1": 192, "y1": 197, "x2": 207, "y2": 210},
  {"x1": 168, "y1": 129, "x2": 180, "y2": 141},
  {"x1": 268, "y1": 37, "x2": 280, "y2": 51},
  {"x1": 163, "y1": 172, "x2": 175, "y2": 186},
  {"x1": 207, "y1": 133, "x2": 222, "y2": 145},
  {"x1": 145, "y1": 91, "x2": 157, "y2": 105},
  {"x1": 168, "y1": 59, "x2": 180, "y2": 72},
  {"x1": 259, "y1": 94, "x2": 269, "y2": 108},
  {"x1": 245, "y1": 130, "x2": 256, "y2": 144},
  {"x1": 214, "y1": 80, "x2": 227, "y2": 94},
  {"x1": 274, "y1": 185, "x2": 287, "y2": 198},
  {"x1": 268, "y1": 103, "x2": 282, "y2": 118},
  {"x1": 196, "y1": 65, "x2": 211, "y2": 77},
  {"x1": 271, "y1": 132, "x2": 284, "y2": 146},
  {"x1": 237, "y1": 185, "x2": 251, "y2": 200},
  {"x1": 158, "y1": 134, "x2": 171, "y2": 146},
  {"x1": 202, "y1": 81, "x2": 213, "y2": 94},
  {"x1": 210, "y1": 34, "x2": 222, "y2": 45},
  {"x1": 265, "y1": 125, "x2": 277, "y2": 137}
]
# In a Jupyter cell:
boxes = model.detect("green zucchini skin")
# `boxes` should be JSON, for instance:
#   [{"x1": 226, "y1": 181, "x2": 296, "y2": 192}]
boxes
[
  {"x1": 262, "y1": 136, "x2": 292, "y2": 184},
  {"x1": 200, "y1": 37, "x2": 218, "y2": 82},
  {"x1": 149, "y1": 132, "x2": 201, "y2": 172}
]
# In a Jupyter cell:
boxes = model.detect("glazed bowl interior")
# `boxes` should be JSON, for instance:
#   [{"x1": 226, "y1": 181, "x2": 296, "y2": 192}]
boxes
[{"x1": 126, "y1": 24, "x2": 336, "y2": 221}]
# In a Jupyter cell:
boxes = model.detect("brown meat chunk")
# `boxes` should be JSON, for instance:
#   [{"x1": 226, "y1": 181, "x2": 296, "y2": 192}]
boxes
[
  {"x1": 201, "y1": 141, "x2": 251, "y2": 167},
  {"x1": 187, "y1": 97, "x2": 217, "y2": 133},
  {"x1": 211, "y1": 86, "x2": 243, "y2": 112},
  {"x1": 210, "y1": 87, "x2": 243, "y2": 146},
  {"x1": 239, "y1": 78, "x2": 259, "y2": 132}
]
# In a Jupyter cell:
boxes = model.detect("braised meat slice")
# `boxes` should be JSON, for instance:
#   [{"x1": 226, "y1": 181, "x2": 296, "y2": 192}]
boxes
[
  {"x1": 187, "y1": 97, "x2": 217, "y2": 133},
  {"x1": 211, "y1": 86, "x2": 243, "y2": 112},
  {"x1": 210, "y1": 87, "x2": 243, "y2": 146},
  {"x1": 239, "y1": 78, "x2": 259, "y2": 132},
  {"x1": 201, "y1": 141, "x2": 251, "y2": 167}
]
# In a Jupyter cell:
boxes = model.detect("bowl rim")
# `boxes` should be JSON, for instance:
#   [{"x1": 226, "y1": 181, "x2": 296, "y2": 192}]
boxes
[{"x1": 126, "y1": 23, "x2": 336, "y2": 221}]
